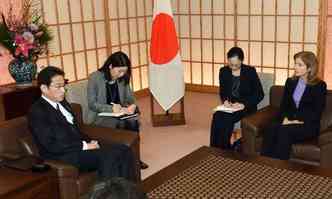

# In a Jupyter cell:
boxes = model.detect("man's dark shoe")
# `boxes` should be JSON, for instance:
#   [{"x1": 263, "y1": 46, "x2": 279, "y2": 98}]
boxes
[{"x1": 140, "y1": 161, "x2": 149, "y2": 170}]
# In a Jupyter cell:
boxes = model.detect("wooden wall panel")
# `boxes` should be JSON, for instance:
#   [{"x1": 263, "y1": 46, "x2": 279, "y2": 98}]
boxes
[{"x1": 172, "y1": 0, "x2": 321, "y2": 86}]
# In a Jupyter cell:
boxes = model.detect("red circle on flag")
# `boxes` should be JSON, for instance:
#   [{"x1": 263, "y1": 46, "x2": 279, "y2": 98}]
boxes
[{"x1": 150, "y1": 13, "x2": 179, "y2": 65}]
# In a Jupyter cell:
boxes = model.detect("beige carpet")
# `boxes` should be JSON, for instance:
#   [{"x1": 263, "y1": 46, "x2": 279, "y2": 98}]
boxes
[{"x1": 136, "y1": 92, "x2": 220, "y2": 179}]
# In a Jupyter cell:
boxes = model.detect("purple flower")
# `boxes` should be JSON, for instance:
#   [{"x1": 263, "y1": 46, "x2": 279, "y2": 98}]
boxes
[
  {"x1": 22, "y1": 31, "x2": 35, "y2": 44},
  {"x1": 28, "y1": 23, "x2": 39, "y2": 32}
]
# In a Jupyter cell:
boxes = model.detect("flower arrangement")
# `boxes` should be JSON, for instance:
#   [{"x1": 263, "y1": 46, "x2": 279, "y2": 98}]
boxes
[{"x1": 0, "y1": 0, "x2": 52, "y2": 62}]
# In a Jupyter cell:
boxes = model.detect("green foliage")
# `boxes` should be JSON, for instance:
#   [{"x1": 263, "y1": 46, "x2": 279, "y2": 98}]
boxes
[{"x1": 0, "y1": 23, "x2": 15, "y2": 54}]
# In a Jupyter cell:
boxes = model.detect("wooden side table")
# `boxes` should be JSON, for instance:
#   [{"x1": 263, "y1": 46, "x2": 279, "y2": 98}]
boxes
[
  {"x1": 0, "y1": 82, "x2": 40, "y2": 121},
  {"x1": 0, "y1": 167, "x2": 59, "y2": 199}
]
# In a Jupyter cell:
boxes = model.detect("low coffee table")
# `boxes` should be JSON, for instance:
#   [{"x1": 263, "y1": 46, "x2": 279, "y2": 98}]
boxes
[{"x1": 143, "y1": 146, "x2": 332, "y2": 198}]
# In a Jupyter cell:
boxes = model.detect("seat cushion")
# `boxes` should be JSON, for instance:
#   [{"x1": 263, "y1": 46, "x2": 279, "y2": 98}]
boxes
[
  {"x1": 257, "y1": 73, "x2": 274, "y2": 109},
  {"x1": 290, "y1": 139, "x2": 320, "y2": 163},
  {"x1": 77, "y1": 171, "x2": 98, "y2": 196},
  {"x1": 66, "y1": 80, "x2": 96, "y2": 124}
]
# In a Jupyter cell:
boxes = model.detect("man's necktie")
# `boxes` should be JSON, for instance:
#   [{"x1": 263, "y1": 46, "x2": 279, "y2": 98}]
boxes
[
  {"x1": 56, "y1": 103, "x2": 60, "y2": 111},
  {"x1": 56, "y1": 103, "x2": 76, "y2": 126}
]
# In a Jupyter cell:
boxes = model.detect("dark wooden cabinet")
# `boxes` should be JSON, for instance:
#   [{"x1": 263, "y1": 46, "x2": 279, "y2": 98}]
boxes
[
  {"x1": 0, "y1": 167, "x2": 59, "y2": 199},
  {"x1": 0, "y1": 83, "x2": 40, "y2": 121}
]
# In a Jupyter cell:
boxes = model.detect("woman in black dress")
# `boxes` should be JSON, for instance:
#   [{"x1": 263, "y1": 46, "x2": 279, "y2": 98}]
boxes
[{"x1": 210, "y1": 47, "x2": 264, "y2": 150}]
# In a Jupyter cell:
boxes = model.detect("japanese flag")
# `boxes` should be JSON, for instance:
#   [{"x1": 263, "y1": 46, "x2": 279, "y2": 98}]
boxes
[{"x1": 149, "y1": 0, "x2": 185, "y2": 111}]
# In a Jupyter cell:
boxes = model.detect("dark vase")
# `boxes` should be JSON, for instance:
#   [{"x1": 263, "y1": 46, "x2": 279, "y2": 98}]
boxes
[{"x1": 8, "y1": 58, "x2": 37, "y2": 86}]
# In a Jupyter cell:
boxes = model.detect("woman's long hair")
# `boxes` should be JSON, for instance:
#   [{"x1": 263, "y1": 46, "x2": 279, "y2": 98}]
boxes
[
  {"x1": 98, "y1": 51, "x2": 132, "y2": 84},
  {"x1": 293, "y1": 51, "x2": 320, "y2": 85}
]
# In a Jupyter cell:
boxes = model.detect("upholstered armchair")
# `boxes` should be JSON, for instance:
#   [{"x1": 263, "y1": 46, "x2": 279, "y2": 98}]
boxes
[
  {"x1": 0, "y1": 103, "x2": 141, "y2": 199},
  {"x1": 241, "y1": 85, "x2": 332, "y2": 168}
]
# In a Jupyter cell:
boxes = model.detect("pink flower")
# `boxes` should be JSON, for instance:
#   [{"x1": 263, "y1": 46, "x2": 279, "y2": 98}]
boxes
[
  {"x1": 14, "y1": 35, "x2": 24, "y2": 45},
  {"x1": 14, "y1": 34, "x2": 35, "y2": 58}
]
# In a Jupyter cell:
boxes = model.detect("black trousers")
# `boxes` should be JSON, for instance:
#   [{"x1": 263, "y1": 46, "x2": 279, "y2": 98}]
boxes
[
  {"x1": 210, "y1": 110, "x2": 245, "y2": 149},
  {"x1": 261, "y1": 121, "x2": 318, "y2": 160},
  {"x1": 64, "y1": 143, "x2": 137, "y2": 182}
]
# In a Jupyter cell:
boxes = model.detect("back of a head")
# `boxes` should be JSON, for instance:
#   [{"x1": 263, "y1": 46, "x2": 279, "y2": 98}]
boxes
[{"x1": 90, "y1": 178, "x2": 148, "y2": 199}]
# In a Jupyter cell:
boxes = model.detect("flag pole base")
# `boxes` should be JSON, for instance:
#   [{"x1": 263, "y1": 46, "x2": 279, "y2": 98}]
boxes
[
  {"x1": 150, "y1": 91, "x2": 186, "y2": 127},
  {"x1": 151, "y1": 113, "x2": 185, "y2": 127}
]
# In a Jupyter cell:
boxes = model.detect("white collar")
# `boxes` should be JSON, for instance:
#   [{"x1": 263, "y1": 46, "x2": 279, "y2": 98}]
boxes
[
  {"x1": 108, "y1": 79, "x2": 116, "y2": 84},
  {"x1": 42, "y1": 95, "x2": 59, "y2": 109}
]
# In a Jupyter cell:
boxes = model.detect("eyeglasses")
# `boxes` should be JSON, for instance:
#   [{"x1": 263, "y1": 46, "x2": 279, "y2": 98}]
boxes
[{"x1": 49, "y1": 83, "x2": 67, "y2": 90}]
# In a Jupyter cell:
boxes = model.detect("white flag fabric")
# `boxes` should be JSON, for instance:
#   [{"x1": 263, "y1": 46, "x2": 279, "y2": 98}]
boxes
[{"x1": 149, "y1": 0, "x2": 185, "y2": 111}]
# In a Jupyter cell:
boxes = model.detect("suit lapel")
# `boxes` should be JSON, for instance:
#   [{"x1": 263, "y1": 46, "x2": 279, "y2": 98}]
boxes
[
  {"x1": 60, "y1": 100, "x2": 80, "y2": 127},
  {"x1": 40, "y1": 98, "x2": 68, "y2": 125},
  {"x1": 288, "y1": 78, "x2": 298, "y2": 108},
  {"x1": 239, "y1": 65, "x2": 245, "y2": 94},
  {"x1": 223, "y1": 67, "x2": 233, "y2": 99},
  {"x1": 40, "y1": 98, "x2": 82, "y2": 139},
  {"x1": 60, "y1": 101, "x2": 73, "y2": 115}
]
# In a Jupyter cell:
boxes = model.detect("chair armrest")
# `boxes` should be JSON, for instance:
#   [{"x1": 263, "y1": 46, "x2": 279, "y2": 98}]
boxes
[
  {"x1": 80, "y1": 124, "x2": 140, "y2": 164},
  {"x1": 318, "y1": 128, "x2": 332, "y2": 168},
  {"x1": 241, "y1": 106, "x2": 279, "y2": 155},
  {"x1": 45, "y1": 159, "x2": 79, "y2": 178},
  {"x1": 45, "y1": 160, "x2": 80, "y2": 199},
  {"x1": 319, "y1": 128, "x2": 332, "y2": 147},
  {"x1": 241, "y1": 106, "x2": 279, "y2": 137},
  {"x1": 81, "y1": 124, "x2": 141, "y2": 181}
]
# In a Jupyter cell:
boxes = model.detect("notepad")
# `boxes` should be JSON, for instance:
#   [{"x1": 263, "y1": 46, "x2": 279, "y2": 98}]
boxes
[
  {"x1": 98, "y1": 112, "x2": 126, "y2": 117},
  {"x1": 119, "y1": 113, "x2": 139, "y2": 120},
  {"x1": 213, "y1": 105, "x2": 242, "y2": 113},
  {"x1": 98, "y1": 112, "x2": 139, "y2": 120}
]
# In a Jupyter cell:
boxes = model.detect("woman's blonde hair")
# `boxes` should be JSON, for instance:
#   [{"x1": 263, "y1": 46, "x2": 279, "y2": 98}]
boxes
[{"x1": 293, "y1": 51, "x2": 320, "y2": 85}]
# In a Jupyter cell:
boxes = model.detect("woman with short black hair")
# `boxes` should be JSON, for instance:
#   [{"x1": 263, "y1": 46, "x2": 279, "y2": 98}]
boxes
[{"x1": 210, "y1": 47, "x2": 264, "y2": 150}]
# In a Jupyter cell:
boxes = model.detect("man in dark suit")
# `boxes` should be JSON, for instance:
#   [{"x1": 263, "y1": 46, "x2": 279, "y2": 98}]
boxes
[
  {"x1": 210, "y1": 47, "x2": 264, "y2": 149},
  {"x1": 28, "y1": 66, "x2": 137, "y2": 181}
]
